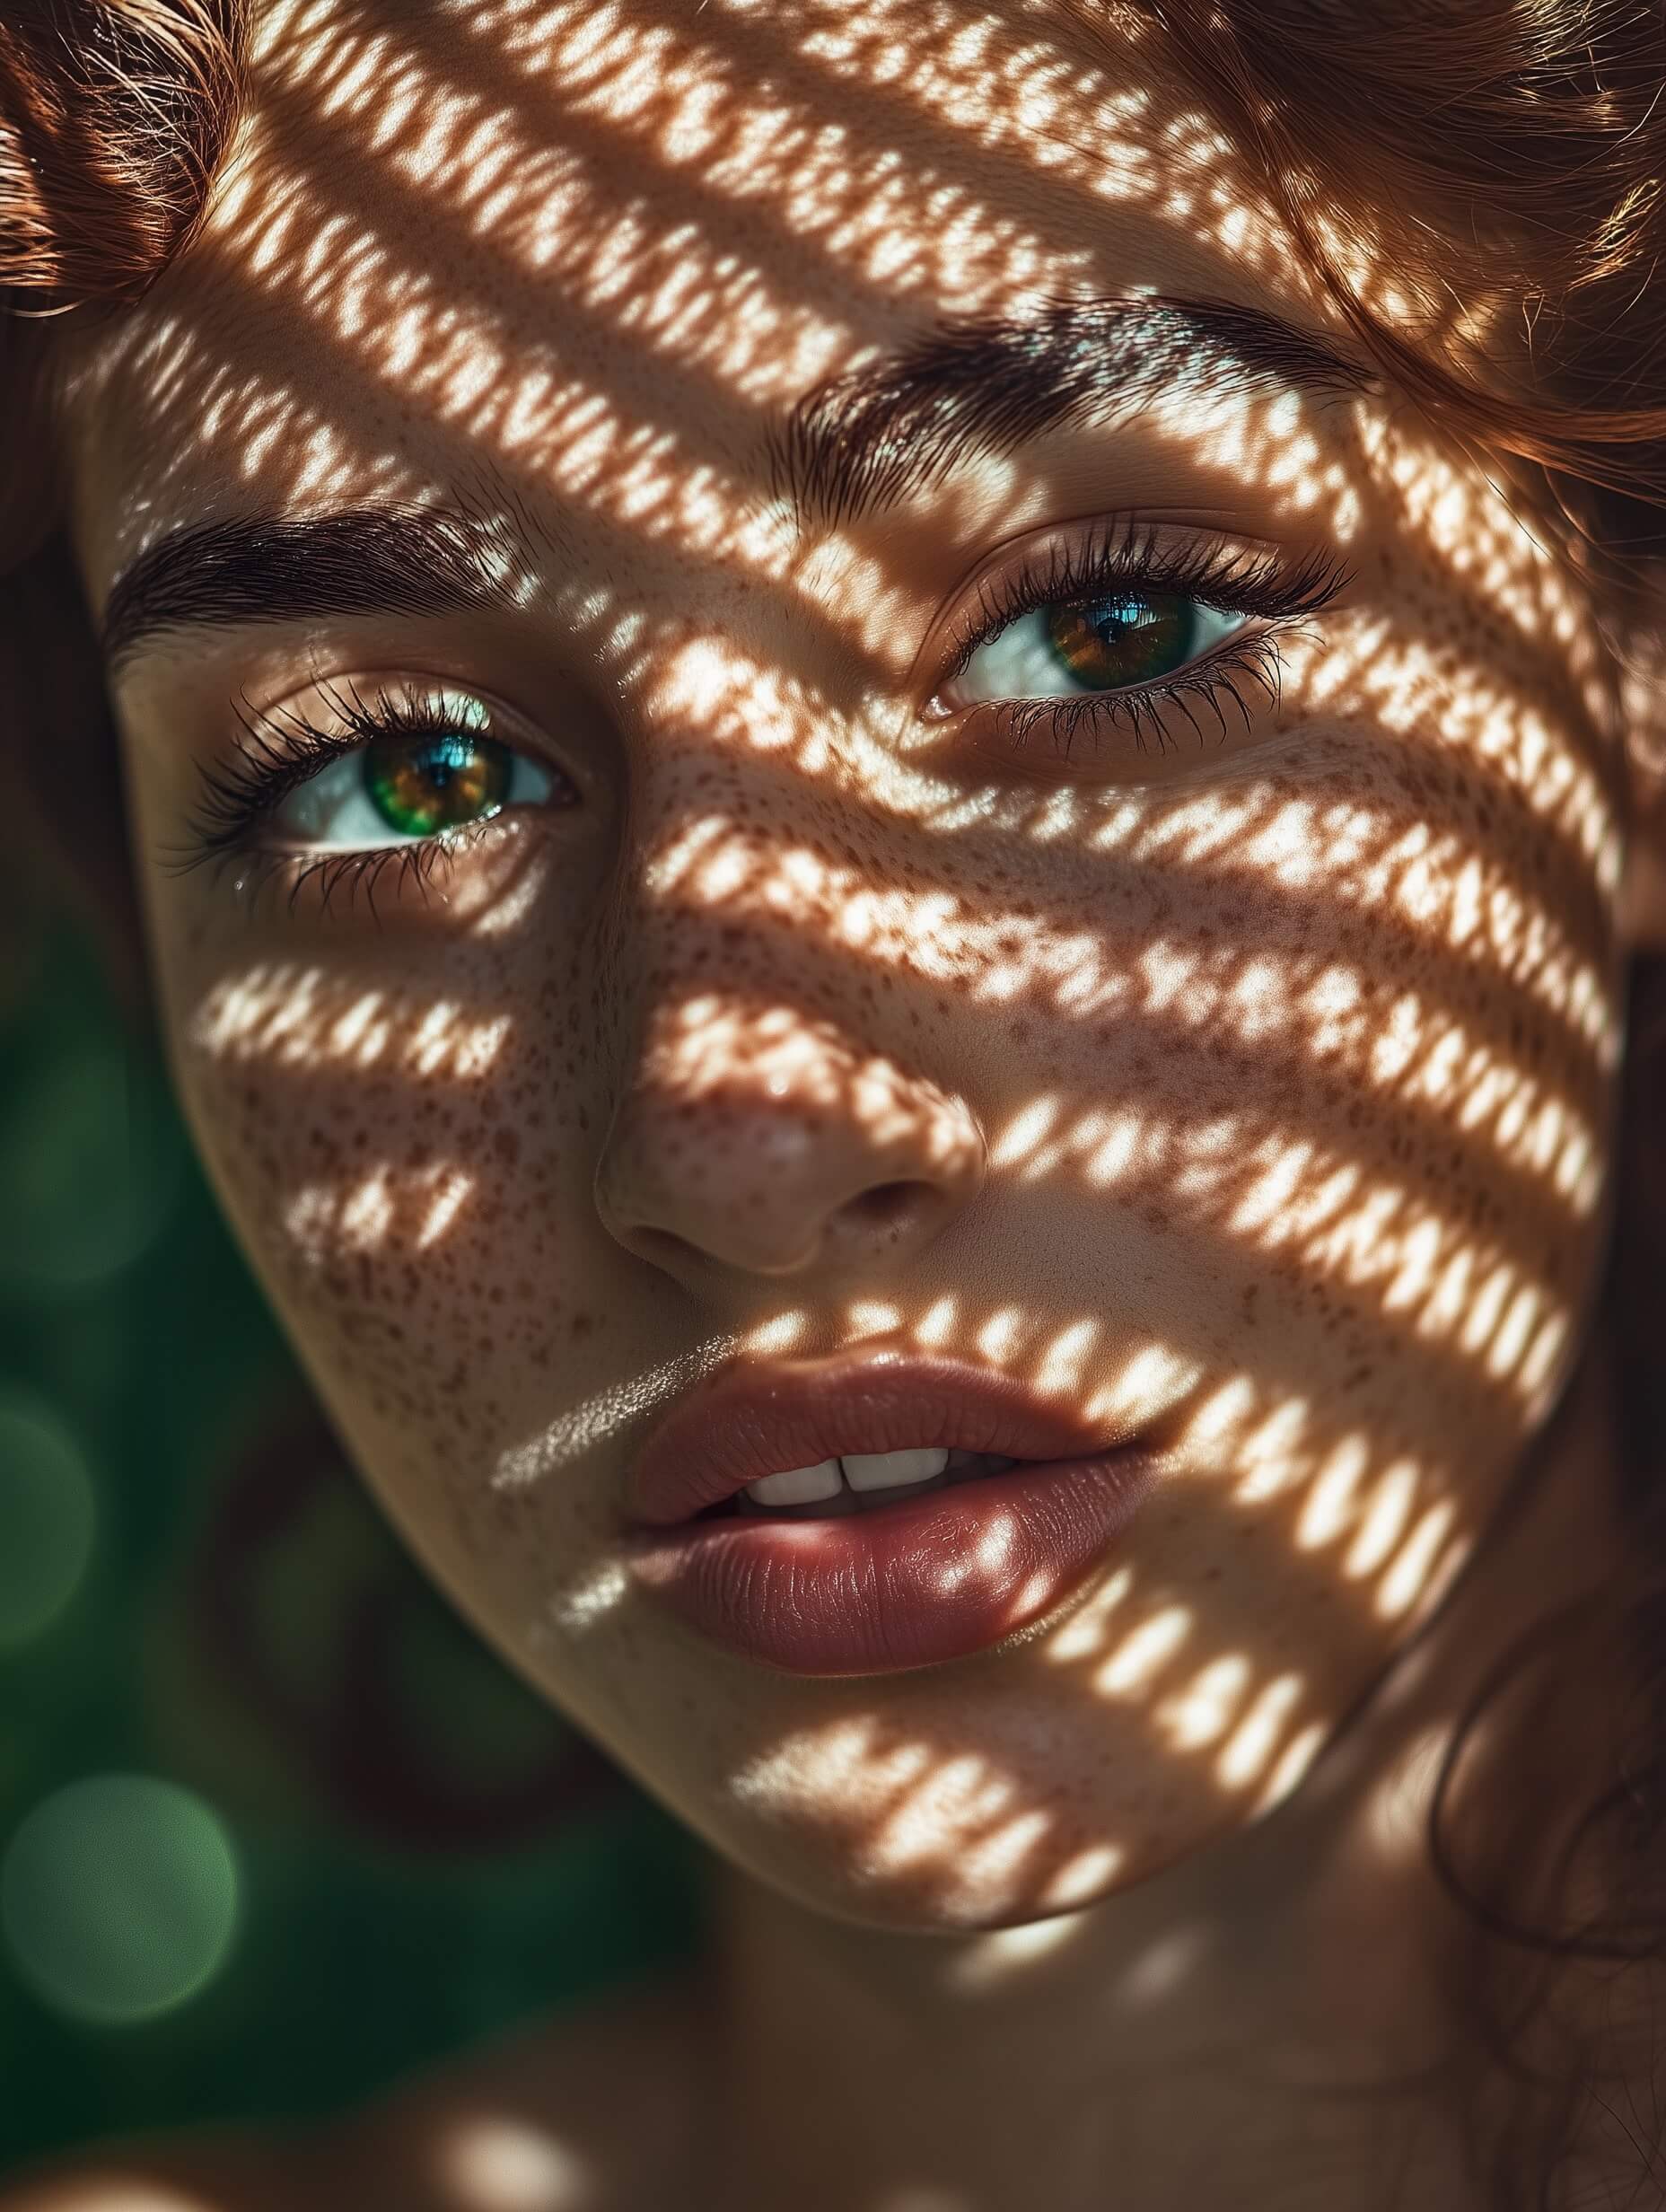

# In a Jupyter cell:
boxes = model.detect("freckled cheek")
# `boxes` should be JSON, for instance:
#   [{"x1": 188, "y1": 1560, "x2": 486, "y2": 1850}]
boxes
[
  {"x1": 996, "y1": 746, "x2": 1618, "y2": 1408},
  {"x1": 170, "y1": 1018, "x2": 609, "y2": 1444}
]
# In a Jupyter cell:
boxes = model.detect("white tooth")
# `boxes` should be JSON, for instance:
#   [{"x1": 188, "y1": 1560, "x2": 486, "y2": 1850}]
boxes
[
  {"x1": 838, "y1": 1446, "x2": 951, "y2": 1493},
  {"x1": 744, "y1": 1459, "x2": 844, "y2": 1507}
]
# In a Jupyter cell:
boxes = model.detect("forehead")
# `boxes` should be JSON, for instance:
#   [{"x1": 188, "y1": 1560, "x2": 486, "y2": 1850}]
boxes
[{"x1": 61, "y1": 0, "x2": 1395, "y2": 582}]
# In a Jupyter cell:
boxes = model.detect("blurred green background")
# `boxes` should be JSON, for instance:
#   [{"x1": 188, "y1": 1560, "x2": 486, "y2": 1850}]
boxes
[{"x1": 0, "y1": 910, "x2": 704, "y2": 2175}]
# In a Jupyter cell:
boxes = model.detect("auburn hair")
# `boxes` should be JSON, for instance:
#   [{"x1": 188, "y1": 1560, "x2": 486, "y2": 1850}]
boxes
[{"x1": 4, "y1": 4, "x2": 1665, "y2": 2203}]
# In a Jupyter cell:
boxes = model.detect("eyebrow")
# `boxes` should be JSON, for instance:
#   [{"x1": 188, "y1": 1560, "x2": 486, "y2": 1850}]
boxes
[
  {"x1": 101, "y1": 501, "x2": 526, "y2": 676},
  {"x1": 767, "y1": 292, "x2": 1379, "y2": 532},
  {"x1": 101, "y1": 293, "x2": 1378, "y2": 671}
]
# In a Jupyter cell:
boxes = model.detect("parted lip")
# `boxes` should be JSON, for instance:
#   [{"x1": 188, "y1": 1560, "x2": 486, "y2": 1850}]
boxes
[{"x1": 623, "y1": 1347, "x2": 1144, "y2": 1529}]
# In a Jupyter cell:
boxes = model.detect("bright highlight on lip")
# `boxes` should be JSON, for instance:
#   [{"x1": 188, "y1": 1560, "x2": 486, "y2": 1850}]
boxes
[{"x1": 618, "y1": 1347, "x2": 1175, "y2": 1670}]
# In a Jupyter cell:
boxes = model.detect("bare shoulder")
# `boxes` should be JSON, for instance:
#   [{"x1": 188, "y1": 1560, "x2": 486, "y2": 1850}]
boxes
[
  {"x1": 330, "y1": 1962, "x2": 709, "y2": 2208},
  {"x1": 0, "y1": 1966, "x2": 708, "y2": 2212}
]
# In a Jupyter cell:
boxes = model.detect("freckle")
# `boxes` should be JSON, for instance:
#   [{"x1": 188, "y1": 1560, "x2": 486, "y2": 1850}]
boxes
[{"x1": 571, "y1": 1312, "x2": 594, "y2": 1339}]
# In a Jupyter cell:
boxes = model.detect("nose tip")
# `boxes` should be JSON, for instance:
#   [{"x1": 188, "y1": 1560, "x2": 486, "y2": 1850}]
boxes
[
  {"x1": 620, "y1": 1167, "x2": 970, "y2": 1280},
  {"x1": 594, "y1": 1010, "x2": 986, "y2": 1284}
]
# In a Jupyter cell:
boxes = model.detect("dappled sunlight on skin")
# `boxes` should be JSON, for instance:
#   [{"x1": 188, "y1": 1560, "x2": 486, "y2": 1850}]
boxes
[
  {"x1": 58, "y1": 18, "x2": 1639, "y2": 2175},
  {"x1": 948, "y1": 1907, "x2": 1095, "y2": 1989},
  {"x1": 520, "y1": 1304, "x2": 1484, "y2": 1929},
  {"x1": 193, "y1": 970, "x2": 516, "y2": 1077},
  {"x1": 710, "y1": 1623, "x2": 1328, "y2": 1928},
  {"x1": 76, "y1": 0, "x2": 1393, "y2": 603},
  {"x1": 628, "y1": 687, "x2": 1618, "y2": 1065},
  {"x1": 621, "y1": 997, "x2": 983, "y2": 1180}
]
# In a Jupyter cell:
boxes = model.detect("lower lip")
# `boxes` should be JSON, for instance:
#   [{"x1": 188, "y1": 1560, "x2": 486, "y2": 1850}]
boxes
[{"x1": 622, "y1": 1452, "x2": 1160, "y2": 1676}]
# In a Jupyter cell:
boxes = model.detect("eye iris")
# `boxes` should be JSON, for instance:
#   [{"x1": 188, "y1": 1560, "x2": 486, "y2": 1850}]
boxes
[
  {"x1": 1046, "y1": 593, "x2": 1193, "y2": 689},
  {"x1": 363, "y1": 731, "x2": 511, "y2": 837}
]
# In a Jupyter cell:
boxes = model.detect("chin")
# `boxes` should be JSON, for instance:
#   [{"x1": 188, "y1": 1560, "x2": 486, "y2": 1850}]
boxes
[{"x1": 714, "y1": 1808, "x2": 1213, "y2": 1937}]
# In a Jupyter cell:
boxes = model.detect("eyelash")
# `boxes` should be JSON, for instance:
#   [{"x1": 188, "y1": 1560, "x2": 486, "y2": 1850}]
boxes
[
  {"x1": 936, "y1": 515, "x2": 1351, "y2": 759},
  {"x1": 171, "y1": 521, "x2": 1352, "y2": 920},
  {"x1": 168, "y1": 678, "x2": 534, "y2": 922}
]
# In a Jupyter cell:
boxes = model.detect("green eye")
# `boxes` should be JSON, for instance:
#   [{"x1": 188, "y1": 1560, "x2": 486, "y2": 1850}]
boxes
[
  {"x1": 267, "y1": 715, "x2": 556, "y2": 851},
  {"x1": 363, "y1": 730, "x2": 513, "y2": 837},
  {"x1": 951, "y1": 586, "x2": 1243, "y2": 707},
  {"x1": 1045, "y1": 594, "x2": 1195, "y2": 689}
]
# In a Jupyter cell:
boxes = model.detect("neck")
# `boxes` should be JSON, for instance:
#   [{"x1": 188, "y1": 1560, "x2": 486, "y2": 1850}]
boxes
[{"x1": 692, "y1": 1345, "x2": 1632, "y2": 2212}]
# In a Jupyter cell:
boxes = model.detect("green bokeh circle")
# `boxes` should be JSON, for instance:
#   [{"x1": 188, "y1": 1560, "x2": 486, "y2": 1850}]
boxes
[
  {"x1": 0, "y1": 1391, "x2": 97, "y2": 1648},
  {"x1": 0, "y1": 1038, "x2": 181, "y2": 1296},
  {"x1": 2, "y1": 1776, "x2": 240, "y2": 2025}
]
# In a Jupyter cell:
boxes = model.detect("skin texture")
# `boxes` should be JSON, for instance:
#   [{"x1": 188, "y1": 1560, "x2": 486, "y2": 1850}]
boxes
[{"x1": 22, "y1": 0, "x2": 1666, "y2": 2202}]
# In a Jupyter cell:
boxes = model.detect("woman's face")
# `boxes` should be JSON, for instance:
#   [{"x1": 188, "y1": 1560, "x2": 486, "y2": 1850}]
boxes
[{"x1": 60, "y1": 0, "x2": 1629, "y2": 1929}]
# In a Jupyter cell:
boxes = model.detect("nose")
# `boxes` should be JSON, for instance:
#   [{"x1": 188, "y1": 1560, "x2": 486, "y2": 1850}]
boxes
[{"x1": 594, "y1": 996, "x2": 986, "y2": 1284}]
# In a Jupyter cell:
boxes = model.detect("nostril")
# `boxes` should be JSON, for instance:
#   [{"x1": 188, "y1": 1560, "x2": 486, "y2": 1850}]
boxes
[
  {"x1": 842, "y1": 1181, "x2": 935, "y2": 1242},
  {"x1": 629, "y1": 1222, "x2": 705, "y2": 1272}
]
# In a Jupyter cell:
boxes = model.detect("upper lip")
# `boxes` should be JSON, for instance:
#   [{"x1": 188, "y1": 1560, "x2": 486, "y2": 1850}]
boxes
[{"x1": 624, "y1": 1347, "x2": 1143, "y2": 1527}]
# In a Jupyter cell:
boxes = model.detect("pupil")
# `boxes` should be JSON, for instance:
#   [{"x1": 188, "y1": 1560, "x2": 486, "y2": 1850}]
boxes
[
  {"x1": 1046, "y1": 592, "x2": 1192, "y2": 689},
  {"x1": 364, "y1": 731, "x2": 511, "y2": 837}
]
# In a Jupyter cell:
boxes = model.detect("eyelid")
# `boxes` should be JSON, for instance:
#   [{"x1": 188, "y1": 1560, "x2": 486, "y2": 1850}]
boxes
[
  {"x1": 247, "y1": 672, "x2": 584, "y2": 798},
  {"x1": 904, "y1": 514, "x2": 1353, "y2": 789},
  {"x1": 943, "y1": 596, "x2": 1249, "y2": 714},
  {"x1": 177, "y1": 671, "x2": 576, "y2": 869},
  {"x1": 911, "y1": 514, "x2": 1308, "y2": 705},
  {"x1": 916, "y1": 506, "x2": 1345, "y2": 707},
  {"x1": 236, "y1": 666, "x2": 576, "y2": 763},
  {"x1": 248, "y1": 672, "x2": 503, "y2": 750}
]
